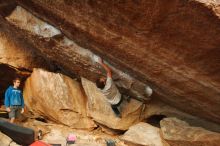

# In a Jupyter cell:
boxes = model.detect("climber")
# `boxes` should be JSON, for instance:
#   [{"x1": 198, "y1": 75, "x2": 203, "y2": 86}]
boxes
[
  {"x1": 96, "y1": 57, "x2": 125, "y2": 118},
  {"x1": 4, "y1": 77, "x2": 25, "y2": 123}
]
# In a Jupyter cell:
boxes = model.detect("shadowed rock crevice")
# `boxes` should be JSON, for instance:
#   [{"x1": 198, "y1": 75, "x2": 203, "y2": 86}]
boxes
[{"x1": 145, "y1": 114, "x2": 167, "y2": 128}]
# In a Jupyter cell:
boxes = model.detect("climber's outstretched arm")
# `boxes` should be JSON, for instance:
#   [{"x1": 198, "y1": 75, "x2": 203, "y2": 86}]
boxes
[{"x1": 98, "y1": 58, "x2": 112, "y2": 78}]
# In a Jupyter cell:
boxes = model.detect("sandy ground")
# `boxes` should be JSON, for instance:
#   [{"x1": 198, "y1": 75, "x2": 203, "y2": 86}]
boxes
[{"x1": 21, "y1": 118, "x2": 127, "y2": 146}]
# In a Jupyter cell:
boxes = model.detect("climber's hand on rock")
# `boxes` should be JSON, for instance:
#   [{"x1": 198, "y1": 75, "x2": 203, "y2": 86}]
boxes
[{"x1": 98, "y1": 57, "x2": 103, "y2": 64}]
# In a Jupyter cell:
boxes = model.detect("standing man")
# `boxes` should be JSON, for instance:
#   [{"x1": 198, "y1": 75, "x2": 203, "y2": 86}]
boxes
[
  {"x1": 4, "y1": 77, "x2": 24, "y2": 123},
  {"x1": 96, "y1": 58, "x2": 122, "y2": 118}
]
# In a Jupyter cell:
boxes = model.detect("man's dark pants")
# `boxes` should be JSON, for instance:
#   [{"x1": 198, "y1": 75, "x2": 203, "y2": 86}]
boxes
[{"x1": 111, "y1": 97, "x2": 123, "y2": 118}]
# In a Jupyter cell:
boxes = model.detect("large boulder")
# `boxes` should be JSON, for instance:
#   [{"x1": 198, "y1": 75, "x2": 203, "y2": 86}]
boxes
[
  {"x1": 23, "y1": 68, "x2": 96, "y2": 129},
  {"x1": 120, "y1": 122, "x2": 169, "y2": 146},
  {"x1": 160, "y1": 117, "x2": 220, "y2": 146}
]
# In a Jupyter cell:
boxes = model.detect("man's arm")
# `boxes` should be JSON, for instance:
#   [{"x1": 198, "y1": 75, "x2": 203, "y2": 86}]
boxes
[
  {"x1": 4, "y1": 89, "x2": 11, "y2": 112},
  {"x1": 20, "y1": 92, "x2": 24, "y2": 113},
  {"x1": 21, "y1": 93, "x2": 24, "y2": 108},
  {"x1": 98, "y1": 58, "x2": 112, "y2": 78}
]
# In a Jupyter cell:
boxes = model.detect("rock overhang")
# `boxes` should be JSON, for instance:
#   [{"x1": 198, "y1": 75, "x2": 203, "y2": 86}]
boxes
[{"x1": 0, "y1": 0, "x2": 219, "y2": 125}]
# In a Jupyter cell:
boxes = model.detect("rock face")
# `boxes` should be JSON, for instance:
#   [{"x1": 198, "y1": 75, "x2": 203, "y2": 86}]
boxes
[
  {"x1": 160, "y1": 118, "x2": 220, "y2": 146},
  {"x1": 120, "y1": 122, "x2": 169, "y2": 146},
  {"x1": 23, "y1": 68, "x2": 96, "y2": 129},
  {"x1": 6, "y1": 6, "x2": 61, "y2": 38},
  {"x1": 0, "y1": 21, "x2": 52, "y2": 70}
]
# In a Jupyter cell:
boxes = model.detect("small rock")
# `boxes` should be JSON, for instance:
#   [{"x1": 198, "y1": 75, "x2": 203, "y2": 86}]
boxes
[
  {"x1": 120, "y1": 122, "x2": 169, "y2": 146},
  {"x1": 160, "y1": 117, "x2": 220, "y2": 146},
  {"x1": 0, "y1": 131, "x2": 19, "y2": 146}
]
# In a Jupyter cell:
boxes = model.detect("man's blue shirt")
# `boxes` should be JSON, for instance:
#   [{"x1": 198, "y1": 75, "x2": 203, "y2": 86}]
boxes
[{"x1": 4, "y1": 86, "x2": 24, "y2": 108}]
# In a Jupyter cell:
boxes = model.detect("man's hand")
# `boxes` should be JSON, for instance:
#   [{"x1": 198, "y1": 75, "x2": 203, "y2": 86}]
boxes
[
  {"x1": 21, "y1": 108, "x2": 24, "y2": 114},
  {"x1": 98, "y1": 57, "x2": 103, "y2": 64},
  {"x1": 6, "y1": 107, "x2": 11, "y2": 112}
]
